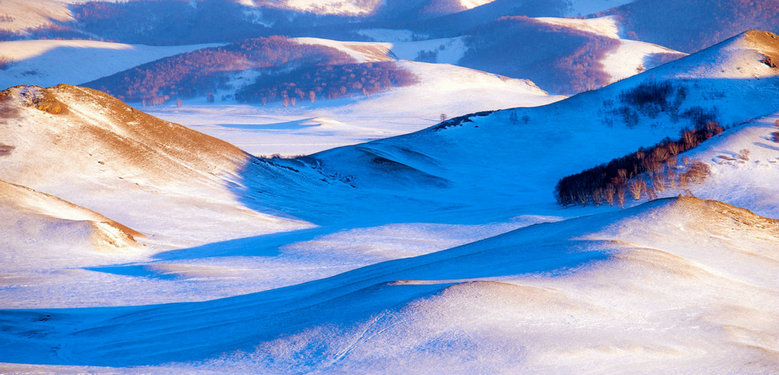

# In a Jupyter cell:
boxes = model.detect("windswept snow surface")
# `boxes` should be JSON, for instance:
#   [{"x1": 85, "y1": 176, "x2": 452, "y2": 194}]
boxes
[
  {"x1": 0, "y1": 40, "x2": 222, "y2": 90},
  {"x1": 0, "y1": 197, "x2": 776, "y2": 373},
  {"x1": 0, "y1": 85, "x2": 310, "y2": 248},
  {"x1": 0, "y1": 179, "x2": 146, "y2": 271}
]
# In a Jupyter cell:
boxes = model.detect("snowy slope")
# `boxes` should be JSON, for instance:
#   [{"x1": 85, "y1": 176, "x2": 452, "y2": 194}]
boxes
[
  {"x1": 266, "y1": 30, "x2": 779, "y2": 224},
  {"x1": 0, "y1": 197, "x2": 775, "y2": 373},
  {"x1": 250, "y1": 0, "x2": 468, "y2": 17},
  {"x1": 147, "y1": 58, "x2": 561, "y2": 156},
  {"x1": 455, "y1": 15, "x2": 681, "y2": 94},
  {"x1": 565, "y1": 0, "x2": 635, "y2": 16},
  {"x1": 600, "y1": 0, "x2": 779, "y2": 53},
  {"x1": 0, "y1": 85, "x2": 310, "y2": 248},
  {"x1": 292, "y1": 37, "x2": 393, "y2": 62},
  {"x1": 0, "y1": 0, "x2": 72, "y2": 34},
  {"x1": 674, "y1": 114, "x2": 779, "y2": 218},
  {"x1": 0, "y1": 179, "x2": 145, "y2": 271},
  {"x1": 533, "y1": 16, "x2": 685, "y2": 83},
  {"x1": 0, "y1": 40, "x2": 221, "y2": 90}
]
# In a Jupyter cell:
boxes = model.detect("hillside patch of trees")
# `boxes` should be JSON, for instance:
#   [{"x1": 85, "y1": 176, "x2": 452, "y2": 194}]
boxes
[
  {"x1": 555, "y1": 121, "x2": 724, "y2": 207},
  {"x1": 85, "y1": 36, "x2": 418, "y2": 106},
  {"x1": 234, "y1": 61, "x2": 417, "y2": 105},
  {"x1": 84, "y1": 36, "x2": 357, "y2": 104}
]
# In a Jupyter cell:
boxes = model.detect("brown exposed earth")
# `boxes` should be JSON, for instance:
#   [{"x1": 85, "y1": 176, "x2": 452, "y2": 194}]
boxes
[{"x1": 744, "y1": 30, "x2": 779, "y2": 69}]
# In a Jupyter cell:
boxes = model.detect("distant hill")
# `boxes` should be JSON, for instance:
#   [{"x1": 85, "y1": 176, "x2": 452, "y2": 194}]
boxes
[
  {"x1": 458, "y1": 16, "x2": 619, "y2": 94},
  {"x1": 0, "y1": 39, "x2": 219, "y2": 90},
  {"x1": 600, "y1": 0, "x2": 779, "y2": 53},
  {"x1": 405, "y1": 0, "x2": 572, "y2": 37},
  {"x1": 0, "y1": 0, "x2": 579, "y2": 45},
  {"x1": 83, "y1": 36, "x2": 416, "y2": 106}
]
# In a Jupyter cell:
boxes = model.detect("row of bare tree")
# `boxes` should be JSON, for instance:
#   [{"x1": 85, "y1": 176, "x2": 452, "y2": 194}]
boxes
[{"x1": 555, "y1": 121, "x2": 723, "y2": 207}]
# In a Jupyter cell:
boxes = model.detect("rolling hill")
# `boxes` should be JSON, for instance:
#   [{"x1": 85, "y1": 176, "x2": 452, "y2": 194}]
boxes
[
  {"x1": 0, "y1": 39, "x2": 220, "y2": 90},
  {"x1": 600, "y1": 0, "x2": 779, "y2": 53},
  {"x1": 80, "y1": 36, "x2": 413, "y2": 105},
  {"x1": 0, "y1": 196, "x2": 775, "y2": 373},
  {"x1": 265, "y1": 30, "x2": 779, "y2": 222},
  {"x1": 0, "y1": 84, "x2": 310, "y2": 249},
  {"x1": 0, "y1": 1, "x2": 777, "y2": 372}
]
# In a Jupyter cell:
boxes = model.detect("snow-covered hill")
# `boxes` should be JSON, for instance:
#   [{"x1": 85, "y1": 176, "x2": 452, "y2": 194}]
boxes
[
  {"x1": 1, "y1": 196, "x2": 775, "y2": 373},
  {"x1": 125, "y1": 38, "x2": 562, "y2": 156},
  {"x1": 0, "y1": 84, "x2": 309, "y2": 249},
  {"x1": 0, "y1": 179, "x2": 144, "y2": 271},
  {"x1": 0, "y1": 3, "x2": 777, "y2": 372},
  {"x1": 457, "y1": 15, "x2": 685, "y2": 93},
  {"x1": 672, "y1": 114, "x2": 779, "y2": 218},
  {"x1": 273, "y1": 30, "x2": 778, "y2": 223},
  {"x1": 0, "y1": 0, "x2": 72, "y2": 35},
  {"x1": 0, "y1": 40, "x2": 221, "y2": 90},
  {"x1": 600, "y1": 0, "x2": 779, "y2": 53},
  {"x1": 532, "y1": 16, "x2": 684, "y2": 82}
]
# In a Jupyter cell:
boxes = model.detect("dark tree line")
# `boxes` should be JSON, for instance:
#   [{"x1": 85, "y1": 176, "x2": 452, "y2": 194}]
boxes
[{"x1": 555, "y1": 121, "x2": 724, "y2": 207}]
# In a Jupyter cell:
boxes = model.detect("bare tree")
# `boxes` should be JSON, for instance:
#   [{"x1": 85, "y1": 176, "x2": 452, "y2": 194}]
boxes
[
  {"x1": 628, "y1": 179, "x2": 646, "y2": 200},
  {"x1": 652, "y1": 175, "x2": 665, "y2": 192},
  {"x1": 593, "y1": 188, "x2": 604, "y2": 206},
  {"x1": 616, "y1": 186, "x2": 626, "y2": 208},
  {"x1": 604, "y1": 185, "x2": 616, "y2": 206}
]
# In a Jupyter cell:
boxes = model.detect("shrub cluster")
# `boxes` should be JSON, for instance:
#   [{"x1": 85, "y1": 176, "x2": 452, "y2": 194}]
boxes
[
  {"x1": 773, "y1": 120, "x2": 779, "y2": 143},
  {"x1": 603, "y1": 80, "x2": 718, "y2": 128},
  {"x1": 555, "y1": 121, "x2": 724, "y2": 207}
]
